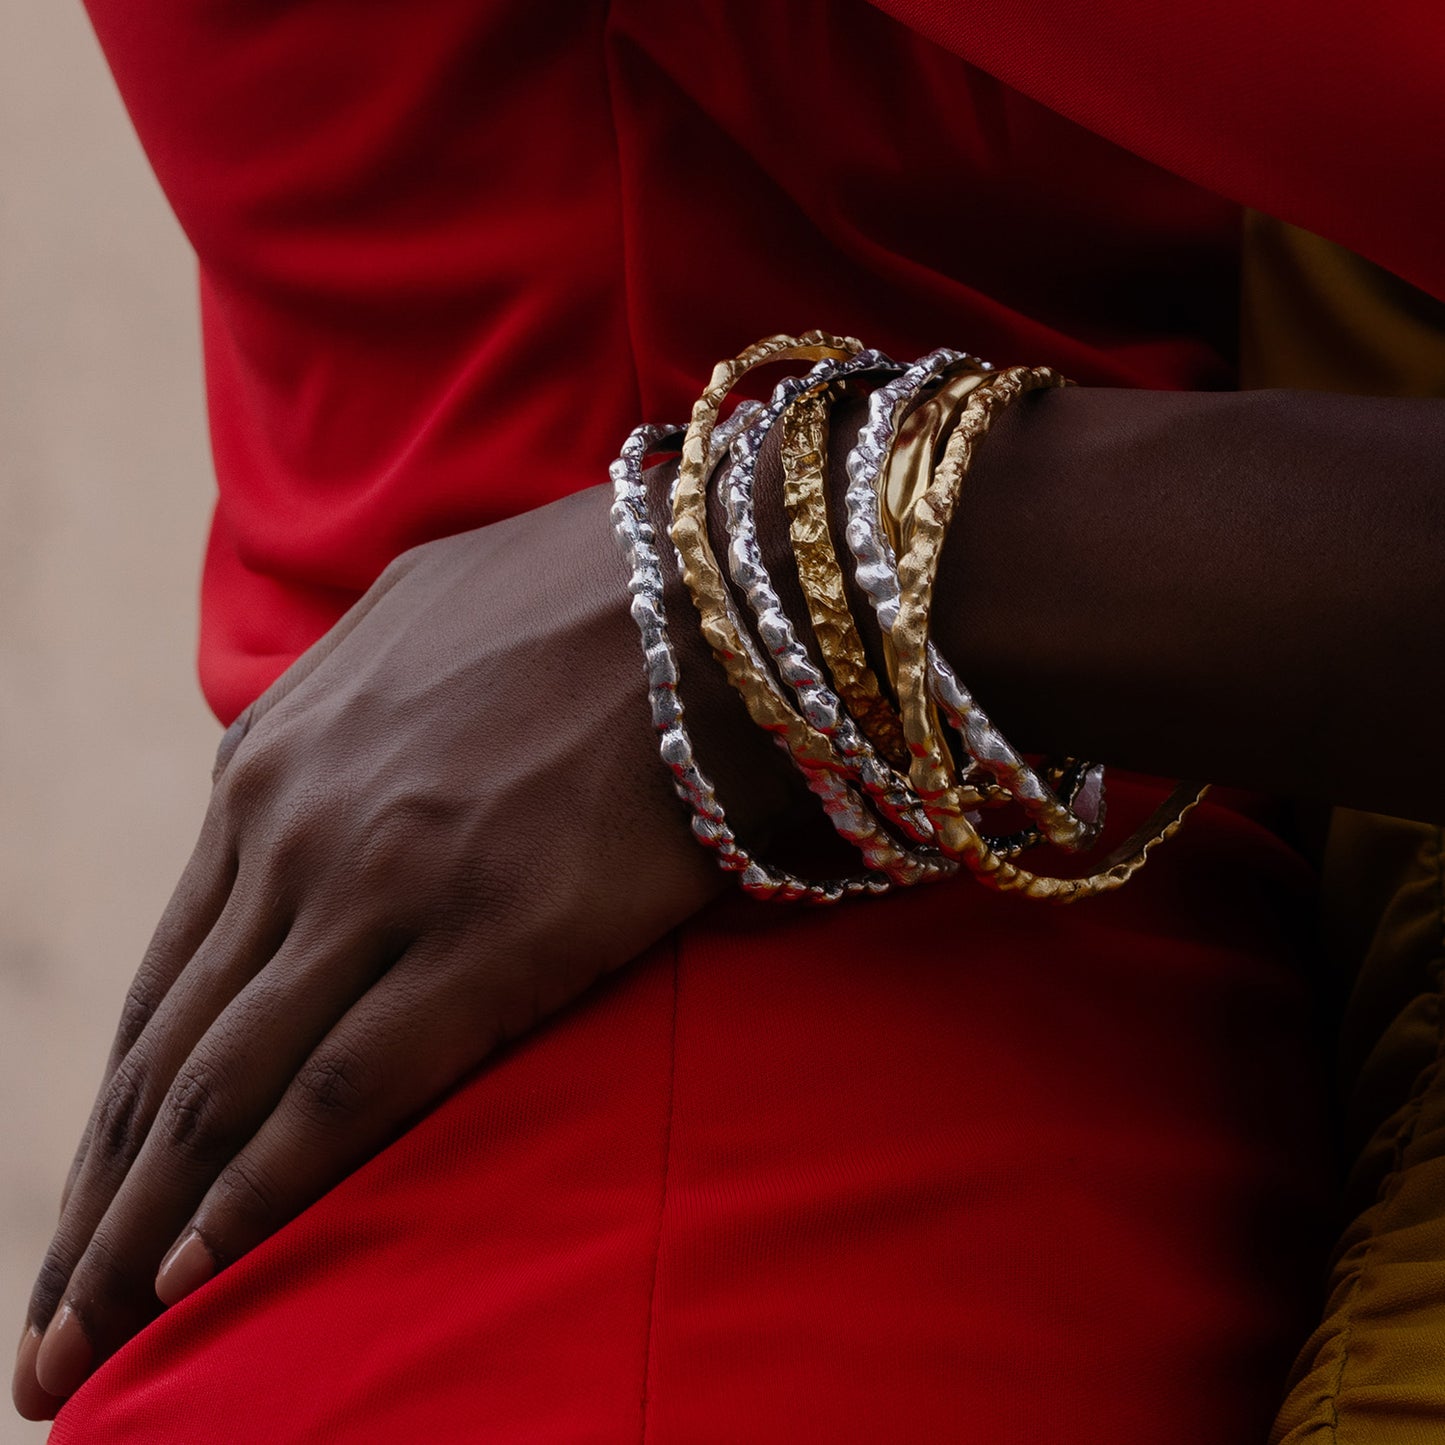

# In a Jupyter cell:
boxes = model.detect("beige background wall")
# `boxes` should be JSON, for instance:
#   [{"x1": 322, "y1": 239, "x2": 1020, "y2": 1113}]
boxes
[{"x1": 0, "y1": 1, "x2": 220, "y2": 1439}]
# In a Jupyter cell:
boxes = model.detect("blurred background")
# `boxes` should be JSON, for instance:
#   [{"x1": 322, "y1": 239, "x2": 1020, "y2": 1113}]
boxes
[{"x1": 1, "y1": 1, "x2": 219, "y2": 1438}]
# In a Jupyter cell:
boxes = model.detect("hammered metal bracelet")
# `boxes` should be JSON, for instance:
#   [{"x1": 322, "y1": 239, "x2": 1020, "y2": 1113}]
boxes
[
  {"x1": 672, "y1": 331, "x2": 951, "y2": 890},
  {"x1": 885, "y1": 365, "x2": 990, "y2": 550},
  {"x1": 719, "y1": 350, "x2": 942, "y2": 852},
  {"x1": 610, "y1": 420, "x2": 887, "y2": 903},
  {"x1": 891, "y1": 366, "x2": 1208, "y2": 901},
  {"x1": 726, "y1": 359, "x2": 1052, "y2": 864},
  {"x1": 844, "y1": 349, "x2": 1109, "y2": 852},
  {"x1": 883, "y1": 361, "x2": 1104, "y2": 854},
  {"x1": 779, "y1": 384, "x2": 911, "y2": 769}
]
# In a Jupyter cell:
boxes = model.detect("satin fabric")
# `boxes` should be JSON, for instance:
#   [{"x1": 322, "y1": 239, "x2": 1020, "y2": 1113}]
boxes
[{"x1": 55, "y1": 0, "x2": 1423, "y2": 1437}]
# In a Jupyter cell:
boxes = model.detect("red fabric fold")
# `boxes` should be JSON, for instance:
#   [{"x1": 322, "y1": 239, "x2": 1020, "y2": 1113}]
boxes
[{"x1": 871, "y1": 0, "x2": 1445, "y2": 305}]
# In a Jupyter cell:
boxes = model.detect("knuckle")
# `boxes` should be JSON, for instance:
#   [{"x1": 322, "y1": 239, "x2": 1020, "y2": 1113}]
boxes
[
  {"x1": 260, "y1": 807, "x2": 310, "y2": 879},
  {"x1": 446, "y1": 851, "x2": 522, "y2": 932},
  {"x1": 94, "y1": 1054, "x2": 151, "y2": 1166},
  {"x1": 213, "y1": 1154, "x2": 281, "y2": 1229},
  {"x1": 377, "y1": 537, "x2": 442, "y2": 585},
  {"x1": 219, "y1": 736, "x2": 284, "y2": 816},
  {"x1": 28, "y1": 1249, "x2": 75, "y2": 1328},
  {"x1": 470, "y1": 869, "x2": 525, "y2": 937},
  {"x1": 113, "y1": 974, "x2": 163, "y2": 1060},
  {"x1": 291, "y1": 1042, "x2": 375, "y2": 1131},
  {"x1": 248, "y1": 779, "x2": 332, "y2": 887},
  {"x1": 211, "y1": 707, "x2": 254, "y2": 783},
  {"x1": 375, "y1": 548, "x2": 417, "y2": 588},
  {"x1": 76, "y1": 1225, "x2": 142, "y2": 1300},
  {"x1": 355, "y1": 791, "x2": 453, "y2": 877},
  {"x1": 159, "y1": 1056, "x2": 239, "y2": 1163}
]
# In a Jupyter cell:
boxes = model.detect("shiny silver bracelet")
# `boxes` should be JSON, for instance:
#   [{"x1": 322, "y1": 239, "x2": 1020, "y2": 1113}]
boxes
[{"x1": 609, "y1": 420, "x2": 887, "y2": 903}]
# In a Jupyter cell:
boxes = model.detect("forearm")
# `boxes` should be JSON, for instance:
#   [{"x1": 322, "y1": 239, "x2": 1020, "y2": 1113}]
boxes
[{"x1": 920, "y1": 385, "x2": 1445, "y2": 822}]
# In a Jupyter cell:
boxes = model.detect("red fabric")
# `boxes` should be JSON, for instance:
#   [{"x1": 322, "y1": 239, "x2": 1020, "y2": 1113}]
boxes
[
  {"x1": 83, "y1": 0, "x2": 1252, "y2": 723},
  {"x1": 874, "y1": 0, "x2": 1445, "y2": 309},
  {"x1": 58, "y1": 0, "x2": 1423, "y2": 1436},
  {"x1": 53, "y1": 784, "x2": 1329, "y2": 1443}
]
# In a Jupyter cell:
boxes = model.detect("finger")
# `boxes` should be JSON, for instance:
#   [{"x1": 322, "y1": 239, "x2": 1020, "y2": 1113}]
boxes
[
  {"x1": 54, "y1": 838, "x2": 234, "y2": 1219},
  {"x1": 155, "y1": 939, "x2": 496, "y2": 1307},
  {"x1": 23, "y1": 881, "x2": 283, "y2": 1355},
  {"x1": 11, "y1": 821, "x2": 240, "y2": 1420},
  {"x1": 11, "y1": 1325, "x2": 64, "y2": 1423},
  {"x1": 52, "y1": 807, "x2": 238, "y2": 1234},
  {"x1": 29, "y1": 921, "x2": 399, "y2": 1403},
  {"x1": 53, "y1": 838, "x2": 238, "y2": 1254},
  {"x1": 61, "y1": 819, "x2": 234, "y2": 1212},
  {"x1": 100, "y1": 805, "x2": 239, "y2": 1098}
]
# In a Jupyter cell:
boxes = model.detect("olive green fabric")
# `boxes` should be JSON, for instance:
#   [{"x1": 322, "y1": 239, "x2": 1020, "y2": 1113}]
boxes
[{"x1": 1242, "y1": 212, "x2": 1445, "y2": 1444}]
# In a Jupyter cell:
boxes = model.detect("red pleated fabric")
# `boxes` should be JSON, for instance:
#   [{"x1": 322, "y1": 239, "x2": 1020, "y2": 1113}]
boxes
[{"x1": 58, "y1": 0, "x2": 1436, "y2": 1437}]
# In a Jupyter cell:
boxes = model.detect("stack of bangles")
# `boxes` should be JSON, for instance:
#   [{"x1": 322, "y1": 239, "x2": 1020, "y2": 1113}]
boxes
[{"x1": 609, "y1": 331, "x2": 1207, "y2": 904}]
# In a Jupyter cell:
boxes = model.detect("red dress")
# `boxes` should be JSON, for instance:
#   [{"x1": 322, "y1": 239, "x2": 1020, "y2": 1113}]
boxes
[{"x1": 54, "y1": 1, "x2": 1444, "y2": 1439}]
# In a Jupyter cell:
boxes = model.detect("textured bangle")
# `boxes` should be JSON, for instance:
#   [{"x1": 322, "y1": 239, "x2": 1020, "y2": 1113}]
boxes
[
  {"x1": 673, "y1": 332, "x2": 951, "y2": 889},
  {"x1": 891, "y1": 366, "x2": 1208, "y2": 901},
  {"x1": 883, "y1": 365, "x2": 990, "y2": 551},
  {"x1": 731, "y1": 361, "x2": 1043, "y2": 862},
  {"x1": 886, "y1": 361, "x2": 1103, "y2": 848},
  {"x1": 779, "y1": 385, "x2": 911, "y2": 770},
  {"x1": 845, "y1": 350, "x2": 1108, "y2": 851},
  {"x1": 719, "y1": 349, "x2": 942, "y2": 852},
  {"x1": 610, "y1": 420, "x2": 886, "y2": 903}
]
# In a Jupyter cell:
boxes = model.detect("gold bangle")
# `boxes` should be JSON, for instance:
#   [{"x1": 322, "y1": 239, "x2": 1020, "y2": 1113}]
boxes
[
  {"x1": 884, "y1": 363, "x2": 990, "y2": 555},
  {"x1": 887, "y1": 361, "x2": 1094, "y2": 820},
  {"x1": 778, "y1": 384, "x2": 912, "y2": 770},
  {"x1": 892, "y1": 365, "x2": 1207, "y2": 901},
  {"x1": 880, "y1": 363, "x2": 1004, "y2": 807}
]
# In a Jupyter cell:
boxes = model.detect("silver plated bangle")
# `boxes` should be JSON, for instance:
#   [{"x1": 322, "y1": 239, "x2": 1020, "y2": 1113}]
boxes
[{"x1": 610, "y1": 420, "x2": 886, "y2": 904}]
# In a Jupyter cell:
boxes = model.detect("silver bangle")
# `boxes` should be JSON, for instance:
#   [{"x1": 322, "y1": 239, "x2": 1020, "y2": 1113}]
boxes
[{"x1": 610, "y1": 420, "x2": 887, "y2": 903}]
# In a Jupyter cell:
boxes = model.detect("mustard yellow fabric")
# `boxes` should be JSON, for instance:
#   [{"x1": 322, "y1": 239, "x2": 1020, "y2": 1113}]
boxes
[
  {"x1": 1241, "y1": 210, "x2": 1445, "y2": 397},
  {"x1": 1244, "y1": 213, "x2": 1445, "y2": 1444}
]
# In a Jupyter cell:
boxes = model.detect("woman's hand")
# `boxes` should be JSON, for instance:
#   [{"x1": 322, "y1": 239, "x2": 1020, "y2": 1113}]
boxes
[{"x1": 11, "y1": 477, "x2": 791, "y2": 1421}]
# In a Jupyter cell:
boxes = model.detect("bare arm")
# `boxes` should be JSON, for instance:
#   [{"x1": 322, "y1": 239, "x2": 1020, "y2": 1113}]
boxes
[{"x1": 808, "y1": 385, "x2": 1445, "y2": 823}]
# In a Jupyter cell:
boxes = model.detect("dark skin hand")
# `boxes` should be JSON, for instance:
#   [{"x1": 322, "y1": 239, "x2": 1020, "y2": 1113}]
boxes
[
  {"x1": 10, "y1": 478, "x2": 800, "y2": 1422},
  {"x1": 13, "y1": 384, "x2": 1445, "y2": 1420}
]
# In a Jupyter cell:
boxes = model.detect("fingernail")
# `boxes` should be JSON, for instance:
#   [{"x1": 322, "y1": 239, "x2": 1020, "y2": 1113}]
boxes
[
  {"x1": 35, "y1": 1305, "x2": 92, "y2": 1398},
  {"x1": 155, "y1": 1229, "x2": 216, "y2": 1307},
  {"x1": 12, "y1": 1325, "x2": 61, "y2": 1421}
]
